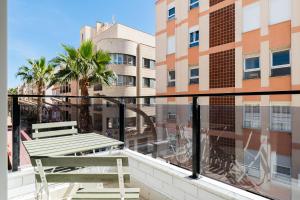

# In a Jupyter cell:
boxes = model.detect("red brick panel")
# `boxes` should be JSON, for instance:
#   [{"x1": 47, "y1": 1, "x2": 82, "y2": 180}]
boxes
[
  {"x1": 209, "y1": 4, "x2": 235, "y2": 47},
  {"x1": 210, "y1": 0, "x2": 225, "y2": 7},
  {"x1": 209, "y1": 96, "x2": 235, "y2": 132},
  {"x1": 209, "y1": 49, "x2": 235, "y2": 88}
]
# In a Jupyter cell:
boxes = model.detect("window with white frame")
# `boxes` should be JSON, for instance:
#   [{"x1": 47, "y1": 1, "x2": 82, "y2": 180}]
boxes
[
  {"x1": 168, "y1": 112, "x2": 176, "y2": 120},
  {"x1": 189, "y1": 29, "x2": 199, "y2": 48},
  {"x1": 269, "y1": 0, "x2": 291, "y2": 25},
  {"x1": 244, "y1": 56, "x2": 261, "y2": 79},
  {"x1": 144, "y1": 97, "x2": 155, "y2": 107},
  {"x1": 143, "y1": 58, "x2": 155, "y2": 69},
  {"x1": 272, "y1": 154, "x2": 291, "y2": 182},
  {"x1": 189, "y1": 67, "x2": 199, "y2": 84},
  {"x1": 243, "y1": 104, "x2": 261, "y2": 129},
  {"x1": 168, "y1": 70, "x2": 176, "y2": 87},
  {"x1": 190, "y1": 0, "x2": 199, "y2": 10},
  {"x1": 243, "y1": 3, "x2": 260, "y2": 32},
  {"x1": 167, "y1": 36, "x2": 175, "y2": 54},
  {"x1": 143, "y1": 77, "x2": 156, "y2": 88},
  {"x1": 110, "y1": 53, "x2": 136, "y2": 65},
  {"x1": 168, "y1": 6, "x2": 175, "y2": 20},
  {"x1": 271, "y1": 105, "x2": 291, "y2": 132},
  {"x1": 116, "y1": 75, "x2": 136, "y2": 87},
  {"x1": 272, "y1": 50, "x2": 290, "y2": 69},
  {"x1": 271, "y1": 50, "x2": 291, "y2": 76},
  {"x1": 244, "y1": 56, "x2": 260, "y2": 72}
]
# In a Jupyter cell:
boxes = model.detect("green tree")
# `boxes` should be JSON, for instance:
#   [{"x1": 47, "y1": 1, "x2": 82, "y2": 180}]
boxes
[
  {"x1": 8, "y1": 87, "x2": 18, "y2": 95},
  {"x1": 16, "y1": 57, "x2": 54, "y2": 122},
  {"x1": 50, "y1": 40, "x2": 115, "y2": 132}
]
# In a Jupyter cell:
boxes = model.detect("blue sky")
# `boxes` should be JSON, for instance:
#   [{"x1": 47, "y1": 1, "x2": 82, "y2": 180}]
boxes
[{"x1": 8, "y1": 0, "x2": 155, "y2": 88}]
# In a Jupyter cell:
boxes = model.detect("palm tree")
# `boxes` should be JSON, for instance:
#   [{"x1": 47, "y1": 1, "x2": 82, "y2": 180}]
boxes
[
  {"x1": 50, "y1": 40, "x2": 115, "y2": 132},
  {"x1": 16, "y1": 57, "x2": 54, "y2": 122},
  {"x1": 8, "y1": 88, "x2": 18, "y2": 95}
]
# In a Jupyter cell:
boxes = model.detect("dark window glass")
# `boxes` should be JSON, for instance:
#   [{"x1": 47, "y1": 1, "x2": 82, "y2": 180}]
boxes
[
  {"x1": 272, "y1": 50, "x2": 290, "y2": 67},
  {"x1": 190, "y1": 0, "x2": 199, "y2": 9},
  {"x1": 169, "y1": 71, "x2": 175, "y2": 80},
  {"x1": 189, "y1": 31, "x2": 199, "y2": 47},
  {"x1": 276, "y1": 165, "x2": 291, "y2": 176},
  {"x1": 168, "y1": 7, "x2": 175, "y2": 19},
  {"x1": 190, "y1": 68, "x2": 199, "y2": 76},
  {"x1": 245, "y1": 57, "x2": 260, "y2": 70},
  {"x1": 143, "y1": 58, "x2": 155, "y2": 69}
]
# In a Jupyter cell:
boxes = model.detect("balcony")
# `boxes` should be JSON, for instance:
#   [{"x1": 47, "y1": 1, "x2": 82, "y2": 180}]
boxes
[{"x1": 7, "y1": 91, "x2": 300, "y2": 200}]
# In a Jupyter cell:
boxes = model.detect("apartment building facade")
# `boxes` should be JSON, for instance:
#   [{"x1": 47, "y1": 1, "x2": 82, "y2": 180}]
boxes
[
  {"x1": 155, "y1": 0, "x2": 300, "y2": 199},
  {"x1": 79, "y1": 23, "x2": 156, "y2": 151}
]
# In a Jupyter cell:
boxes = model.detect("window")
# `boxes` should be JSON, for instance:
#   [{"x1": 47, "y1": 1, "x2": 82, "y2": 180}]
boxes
[
  {"x1": 124, "y1": 98, "x2": 136, "y2": 105},
  {"x1": 126, "y1": 117, "x2": 137, "y2": 127},
  {"x1": 189, "y1": 68, "x2": 199, "y2": 84},
  {"x1": 243, "y1": 104, "x2": 261, "y2": 129},
  {"x1": 272, "y1": 154, "x2": 291, "y2": 181},
  {"x1": 168, "y1": 6, "x2": 175, "y2": 20},
  {"x1": 244, "y1": 56, "x2": 260, "y2": 79},
  {"x1": 107, "y1": 117, "x2": 119, "y2": 129},
  {"x1": 189, "y1": 30, "x2": 199, "y2": 48},
  {"x1": 269, "y1": 0, "x2": 291, "y2": 25},
  {"x1": 243, "y1": 3, "x2": 260, "y2": 32},
  {"x1": 190, "y1": 0, "x2": 199, "y2": 10},
  {"x1": 167, "y1": 36, "x2": 175, "y2": 54},
  {"x1": 143, "y1": 58, "x2": 155, "y2": 69},
  {"x1": 110, "y1": 54, "x2": 136, "y2": 66},
  {"x1": 116, "y1": 75, "x2": 136, "y2": 87},
  {"x1": 143, "y1": 78, "x2": 156, "y2": 88},
  {"x1": 168, "y1": 112, "x2": 176, "y2": 120},
  {"x1": 94, "y1": 83, "x2": 102, "y2": 91},
  {"x1": 117, "y1": 54, "x2": 123, "y2": 64},
  {"x1": 271, "y1": 50, "x2": 291, "y2": 77},
  {"x1": 59, "y1": 84, "x2": 71, "y2": 94},
  {"x1": 144, "y1": 98, "x2": 155, "y2": 107},
  {"x1": 106, "y1": 101, "x2": 113, "y2": 108},
  {"x1": 168, "y1": 70, "x2": 176, "y2": 87},
  {"x1": 271, "y1": 105, "x2": 291, "y2": 132},
  {"x1": 272, "y1": 50, "x2": 290, "y2": 68},
  {"x1": 245, "y1": 57, "x2": 260, "y2": 72}
]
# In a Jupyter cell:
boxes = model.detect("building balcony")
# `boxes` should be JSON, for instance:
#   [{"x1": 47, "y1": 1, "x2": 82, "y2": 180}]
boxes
[{"x1": 7, "y1": 91, "x2": 300, "y2": 200}]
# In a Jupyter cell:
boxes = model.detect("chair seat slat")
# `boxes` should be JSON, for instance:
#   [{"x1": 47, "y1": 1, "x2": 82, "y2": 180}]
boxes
[
  {"x1": 31, "y1": 156, "x2": 129, "y2": 167},
  {"x1": 35, "y1": 173, "x2": 130, "y2": 183},
  {"x1": 33, "y1": 129, "x2": 78, "y2": 139}
]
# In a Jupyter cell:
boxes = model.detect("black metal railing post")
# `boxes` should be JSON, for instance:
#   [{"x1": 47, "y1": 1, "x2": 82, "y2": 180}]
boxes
[
  {"x1": 191, "y1": 96, "x2": 200, "y2": 179},
  {"x1": 119, "y1": 98, "x2": 125, "y2": 144},
  {"x1": 12, "y1": 96, "x2": 20, "y2": 172},
  {"x1": 65, "y1": 97, "x2": 69, "y2": 121}
]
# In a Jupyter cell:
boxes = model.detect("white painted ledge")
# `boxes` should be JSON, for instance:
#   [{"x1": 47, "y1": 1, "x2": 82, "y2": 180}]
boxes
[{"x1": 123, "y1": 149, "x2": 269, "y2": 200}]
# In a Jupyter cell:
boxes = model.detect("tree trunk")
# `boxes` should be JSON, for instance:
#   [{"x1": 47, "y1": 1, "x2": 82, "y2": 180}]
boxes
[
  {"x1": 37, "y1": 84, "x2": 43, "y2": 123},
  {"x1": 79, "y1": 81, "x2": 92, "y2": 133}
]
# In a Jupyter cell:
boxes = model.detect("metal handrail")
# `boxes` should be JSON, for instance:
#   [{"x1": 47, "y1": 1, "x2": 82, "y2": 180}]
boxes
[{"x1": 8, "y1": 90, "x2": 300, "y2": 99}]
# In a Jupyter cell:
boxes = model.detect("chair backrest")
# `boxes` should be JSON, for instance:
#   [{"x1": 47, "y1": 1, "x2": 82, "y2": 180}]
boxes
[
  {"x1": 33, "y1": 156, "x2": 130, "y2": 184},
  {"x1": 32, "y1": 121, "x2": 78, "y2": 139}
]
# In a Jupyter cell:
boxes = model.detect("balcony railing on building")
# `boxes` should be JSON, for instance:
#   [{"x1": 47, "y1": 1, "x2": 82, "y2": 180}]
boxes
[{"x1": 7, "y1": 90, "x2": 300, "y2": 200}]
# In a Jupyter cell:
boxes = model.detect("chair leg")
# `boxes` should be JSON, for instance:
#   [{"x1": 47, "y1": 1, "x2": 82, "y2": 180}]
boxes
[
  {"x1": 35, "y1": 159, "x2": 50, "y2": 200},
  {"x1": 117, "y1": 159, "x2": 125, "y2": 200}
]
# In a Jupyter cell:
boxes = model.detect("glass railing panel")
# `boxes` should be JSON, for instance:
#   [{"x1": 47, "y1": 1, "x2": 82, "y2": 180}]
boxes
[{"x1": 199, "y1": 95, "x2": 299, "y2": 200}]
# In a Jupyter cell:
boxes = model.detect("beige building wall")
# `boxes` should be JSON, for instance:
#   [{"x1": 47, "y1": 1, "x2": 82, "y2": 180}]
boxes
[{"x1": 80, "y1": 22, "x2": 156, "y2": 137}]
